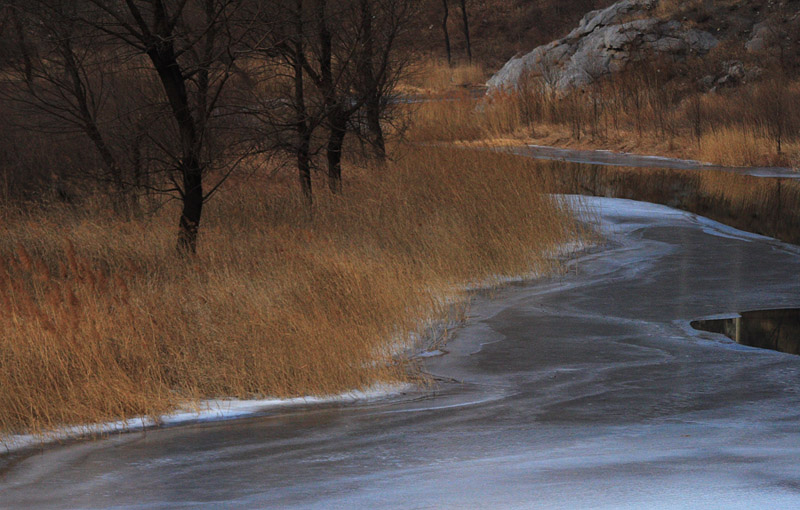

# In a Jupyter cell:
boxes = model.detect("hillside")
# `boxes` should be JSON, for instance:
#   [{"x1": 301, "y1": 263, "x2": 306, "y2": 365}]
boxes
[
  {"x1": 415, "y1": 0, "x2": 616, "y2": 66},
  {"x1": 411, "y1": 0, "x2": 800, "y2": 168},
  {"x1": 488, "y1": 0, "x2": 800, "y2": 91}
]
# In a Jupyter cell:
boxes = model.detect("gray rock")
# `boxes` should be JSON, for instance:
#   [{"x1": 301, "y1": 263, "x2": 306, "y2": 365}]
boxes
[
  {"x1": 745, "y1": 20, "x2": 773, "y2": 53},
  {"x1": 568, "y1": 0, "x2": 655, "y2": 39},
  {"x1": 651, "y1": 36, "x2": 687, "y2": 53},
  {"x1": 701, "y1": 60, "x2": 760, "y2": 91},
  {"x1": 723, "y1": 60, "x2": 746, "y2": 80},
  {"x1": 487, "y1": 0, "x2": 718, "y2": 93},
  {"x1": 699, "y1": 75, "x2": 716, "y2": 90},
  {"x1": 685, "y1": 29, "x2": 719, "y2": 53},
  {"x1": 715, "y1": 60, "x2": 756, "y2": 88}
]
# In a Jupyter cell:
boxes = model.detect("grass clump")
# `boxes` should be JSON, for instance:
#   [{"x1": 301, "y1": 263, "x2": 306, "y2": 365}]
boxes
[
  {"x1": 408, "y1": 66, "x2": 800, "y2": 168},
  {"x1": 397, "y1": 59, "x2": 488, "y2": 96},
  {"x1": 0, "y1": 145, "x2": 583, "y2": 436}
]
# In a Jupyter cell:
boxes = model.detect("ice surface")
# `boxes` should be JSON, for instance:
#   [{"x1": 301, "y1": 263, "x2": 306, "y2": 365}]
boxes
[
  {"x1": 1, "y1": 384, "x2": 409, "y2": 455},
  {"x1": 3, "y1": 197, "x2": 800, "y2": 510},
  {"x1": 513, "y1": 144, "x2": 800, "y2": 179}
]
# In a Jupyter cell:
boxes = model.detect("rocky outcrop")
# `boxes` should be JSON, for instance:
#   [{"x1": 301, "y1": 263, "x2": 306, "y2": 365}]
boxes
[
  {"x1": 699, "y1": 60, "x2": 762, "y2": 92},
  {"x1": 745, "y1": 20, "x2": 774, "y2": 53},
  {"x1": 487, "y1": 0, "x2": 718, "y2": 92}
]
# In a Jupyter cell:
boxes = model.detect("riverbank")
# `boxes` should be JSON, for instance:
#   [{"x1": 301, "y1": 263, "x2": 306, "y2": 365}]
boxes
[
  {"x1": 407, "y1": 83, "x2": 800, "y2": 170},
  {"x1": 1, "y1": 384, "x2": 411, "y2": 456},
  {"x1": 0, "y1": 145, "x2": 585, "y2": 439},
  {"x1": 6, "y1": 196, "x2": 800, "y2": 508},
  {"x1": 404, "y1": 87, "x2": 800, "y2": 246}
]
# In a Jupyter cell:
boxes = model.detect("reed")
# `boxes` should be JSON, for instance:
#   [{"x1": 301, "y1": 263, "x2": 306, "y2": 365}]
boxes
[
  {"x1": 0, "y1": 145, "x2": 583, "y2": 435},
  {"x1": 406, "y1": 69, "x2": 800, "y2": 168},
  {"x1": 398, "y1": 58, "x2": 487, "y2": 96}
]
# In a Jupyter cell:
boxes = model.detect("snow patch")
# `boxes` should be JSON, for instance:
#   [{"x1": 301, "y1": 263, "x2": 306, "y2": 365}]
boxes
[{"x1": 1, "y1": 383, "x2": 409, "y2": 455}]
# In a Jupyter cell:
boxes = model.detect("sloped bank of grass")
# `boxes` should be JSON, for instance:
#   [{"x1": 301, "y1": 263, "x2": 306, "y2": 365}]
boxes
[
  {"x1": 405, "y1": 93, "x2": 800, "y2": 245},
  {"x1": 406, "y1": 80, "x2": 800, "y2": 169},
  {"x1": 0, "y1": 146, "x2": 585, "y2": 437}
]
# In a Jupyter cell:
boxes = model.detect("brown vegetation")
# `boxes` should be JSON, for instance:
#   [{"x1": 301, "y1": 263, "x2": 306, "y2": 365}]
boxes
[
  {"x1": 0, "y1": 1, "x2": 586, "y2": 438},
  {"x1": 409, "y1": 0, "x2": 800, "y2": 169},
  {"x1": 0, "y1": 146, "x2": 583, "y2": 435},
  {"x1": 3, "y1": 0, "x2": 798, "y2": 442},
  {"x1": 397, "y1": 58, "x2": 487, "y2": 96},
  {"x1": 408, "y1": 64, "x2": 800, "y2": 168}
]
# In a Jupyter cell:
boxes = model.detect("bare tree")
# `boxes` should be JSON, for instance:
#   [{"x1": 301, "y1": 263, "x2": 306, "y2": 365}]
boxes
[
  {"x1": 1, "y1": 0, "x2": 141, "y2": 213},
  {"x1": 243, "y1": 1, "x2": 324, "y2": 208},
  {"x1": 2, "y1": 0, "x2": 256, "y2": 252},
  {"x1": 290, "y1": 0, "x2": 314, "y2": 206},
  {"x1": 458, "y1": 0, "x2": 471, "y2": 63},
  {"x1": 249, "y1": 0, "x2": 415, "y2": 199},
  {"x1": 311, "y1": 0, "x2": 416, "y2": 187},
  {"x1": 75, "y1": 0, "x2": 248, "y2": 253},
  {"x1": 354, "y1": 0, "x2": 416, "y2": 163},
  {"x1": 441, "y1": 0, "x2": 451, "y2": 67},
  {"x1": 306, "y1": 0, "x2": 363, "y2": 194},
  {"x1": 3, "y1": 0, "x2": 415, "y2": 223}
]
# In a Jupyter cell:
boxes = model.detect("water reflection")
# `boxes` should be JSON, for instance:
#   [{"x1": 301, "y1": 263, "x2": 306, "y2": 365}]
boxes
[{"x1": 692, "y1": 309, "x2": 800, "y2": 355}]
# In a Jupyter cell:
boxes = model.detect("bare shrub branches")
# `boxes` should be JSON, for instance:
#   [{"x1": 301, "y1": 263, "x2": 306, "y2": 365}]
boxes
[{"x1": 0, "y1": 0, "x2": 416, "y2": 250}]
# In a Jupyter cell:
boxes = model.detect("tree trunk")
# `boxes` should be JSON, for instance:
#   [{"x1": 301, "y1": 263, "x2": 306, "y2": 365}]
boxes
[
  {"x1": 146, "y1": 42, "x2": 204, "y2": 254},
  {"x1": 294, "y1": 0, "x2": 313, "y2": 208},
  {"x1": 359, "y1": 0, "x2": 386, "y2": 162},
  {"x1": 298, "y1": 132, "x2": 313, "y2": 208},
  {"x1": 442, "y1": 0, "x2": 452, "y2": 66},
  {"x1": 316, "y1": 0, "x2": 343, "y2": 193},
  {"x1": 459, "y1": 0, "x2": 472, "y2": 63},
  {"x1": 327, "y1": 109, "x2": 348, "y2": 193},
  {"x1": 366, "y1": 96, "x2": 386, "y2": 161},
  {"x1": 178, "y1": 157, "x2": 203, "y2": 254}
]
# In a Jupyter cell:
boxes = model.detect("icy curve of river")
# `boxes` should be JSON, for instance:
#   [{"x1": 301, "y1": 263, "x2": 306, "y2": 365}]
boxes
[{"x1": 2, "y1": 196, "x2": 800, "y2": 509}]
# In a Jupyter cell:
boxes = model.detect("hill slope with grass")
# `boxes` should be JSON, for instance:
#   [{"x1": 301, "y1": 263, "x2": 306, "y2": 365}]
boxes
[
  {"x1": 422, "y1": 0, "x2": 800, "y2": 168},
  {"x1": 488, "y1": 0, "x2": 800, "y2": 92}
]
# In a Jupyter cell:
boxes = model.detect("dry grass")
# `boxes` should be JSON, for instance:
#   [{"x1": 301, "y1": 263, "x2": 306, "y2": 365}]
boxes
[
  {"x1": 407, "y1": 68, "x2": 800, "y2": 168},
  {"x1": 398, "y1": 59, "x2": 488, "y2": 96},
  {"x1": 0, "y1": 145, "x2": 583, "y2": 435},
  {"x1": 654, "y1": 0, "x2": 743, "y2": 20},
  {"x1": 696, "y1": 127, "x2": 774, "y2": 167},
  {"x1": 407, "y1": 92, "x2": 531, "y2": 143},
  {"x1": 655, "y1": 0, "x2": 705, "y2": 17},
  {"x1": 401, "y1": 61, "x2": 800, "y2": 254}
]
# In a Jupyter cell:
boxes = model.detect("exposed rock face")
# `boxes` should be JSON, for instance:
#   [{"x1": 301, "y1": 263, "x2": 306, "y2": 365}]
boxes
[
  {"x1": 745, "y1": 20, "x2": 772, "y2": 53},
  {"x1": 699, "y1": 60, "x2": 762, "y2": 92},
  {"x1": 487, "y1": 0, "x2": 718, "y2": 92}
]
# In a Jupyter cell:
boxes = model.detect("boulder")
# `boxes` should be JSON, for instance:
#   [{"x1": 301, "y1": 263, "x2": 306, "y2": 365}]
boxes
[
  {"x1": 745, "y1": 20, "x2": 772, "y2": 53},
  {"x1": 487, "y1": 0, "x2": 718, "y2": 93},
  {"x1": 703, "y1": 60, "x2": 762, "y2": 92}
]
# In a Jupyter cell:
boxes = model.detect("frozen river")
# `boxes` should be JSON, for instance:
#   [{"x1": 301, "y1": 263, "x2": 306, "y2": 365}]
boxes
[
  {"x1": 3, "y1": 197, "x2": 800, "y2": 509},
  {"x1": 508, "y1": 145, "x2": 800, "y2": 179}
]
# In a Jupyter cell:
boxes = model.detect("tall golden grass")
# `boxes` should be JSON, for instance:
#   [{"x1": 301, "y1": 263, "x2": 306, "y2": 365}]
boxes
[
  {"x1": 407, "y1": 92, "x2": 531, "y2": 143},
  {"x1": 407, "y1": 70, "x2": 800, "y2": 168},
  {"x1": 0, "y1": 146, "x2": 583, "y2": 435},
  {"x1": 696, "y1": 126, "x2": 775, "y2": 167},
  {"x1": 398, "y1": 59, "x2": 487, "y2": 96},
  {"x1": 403, "y1": 94, "x2": 800, "y2": 244}
]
